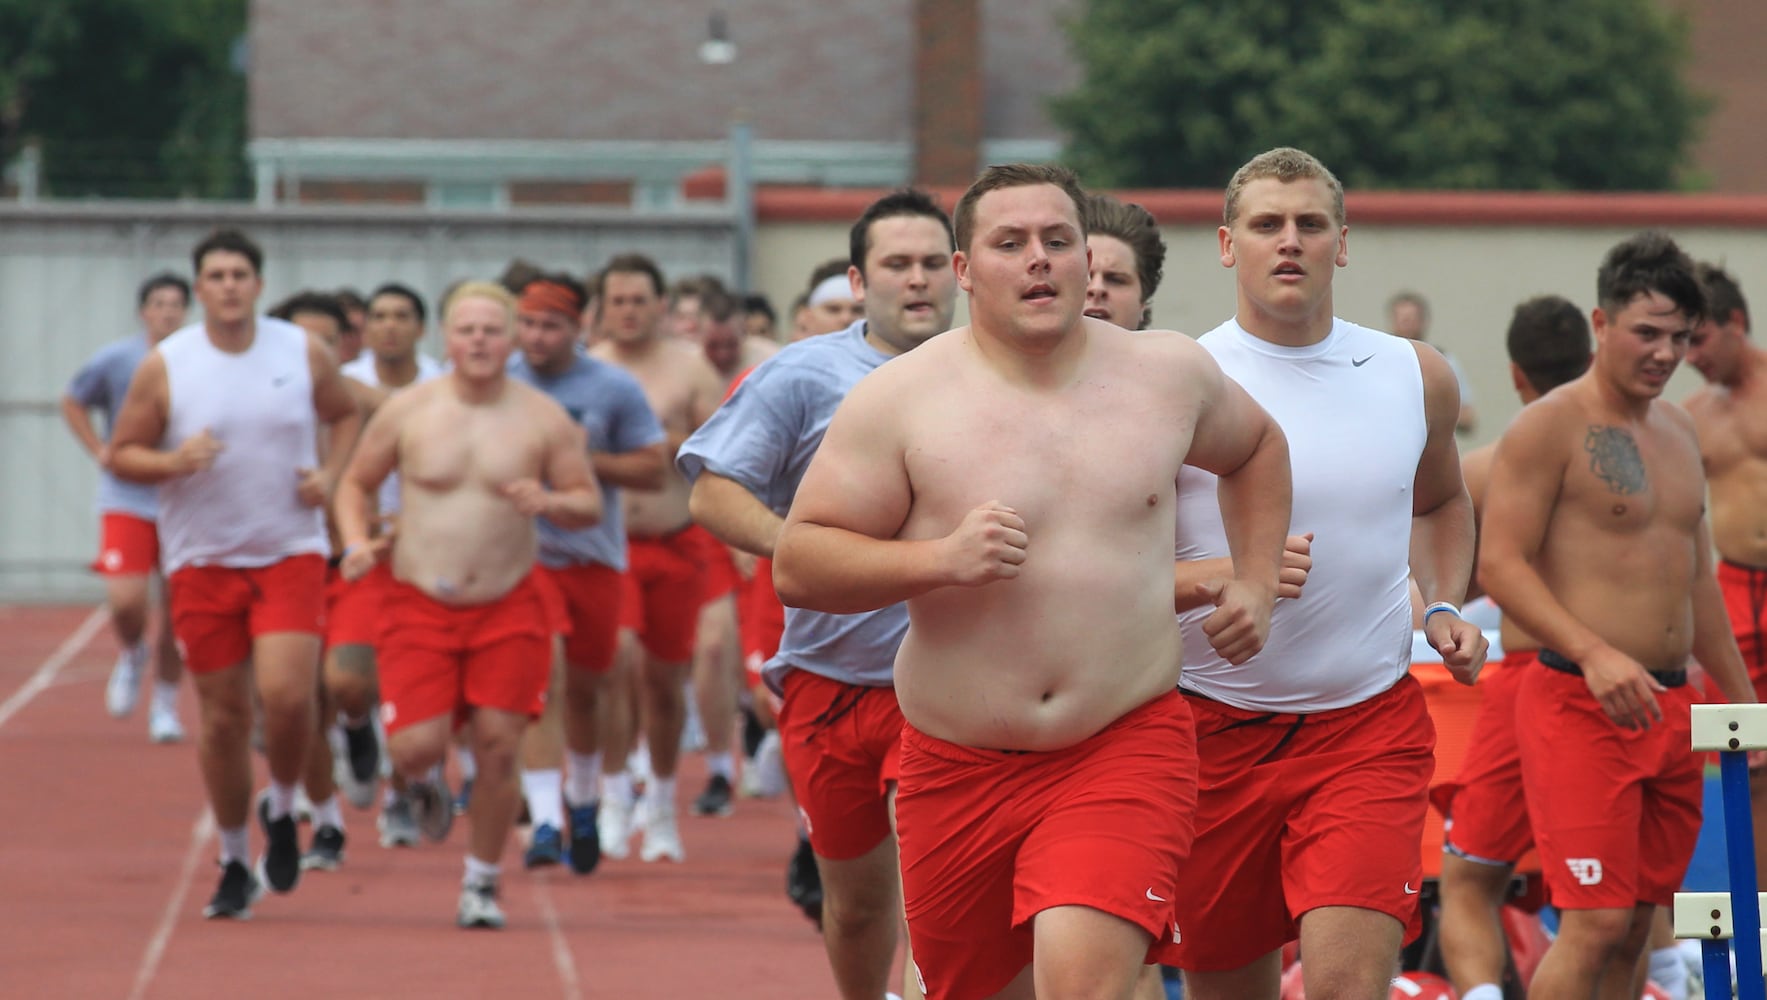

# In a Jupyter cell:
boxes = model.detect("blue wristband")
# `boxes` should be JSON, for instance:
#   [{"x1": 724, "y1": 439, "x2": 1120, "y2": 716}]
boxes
[{"x1": 1423, "y1": 601, "x2": 1460, "y2": 625}]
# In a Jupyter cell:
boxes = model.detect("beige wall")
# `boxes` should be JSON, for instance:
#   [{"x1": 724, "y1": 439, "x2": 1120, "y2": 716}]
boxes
[{"x1": 757, "y1": 218, "x2": 1767, "y2": 451}]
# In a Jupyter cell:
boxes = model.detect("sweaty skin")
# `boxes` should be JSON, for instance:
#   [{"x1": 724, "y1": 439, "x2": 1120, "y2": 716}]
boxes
[{"x1": 1686, "y1": 375, "x2": 1767, "y2": 568}]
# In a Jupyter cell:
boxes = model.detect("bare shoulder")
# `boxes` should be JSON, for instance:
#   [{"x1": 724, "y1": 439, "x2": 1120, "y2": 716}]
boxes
[
  {"x1": 1403, "y1": 338, "x2": 1459, "y2": 394},
  {"x1": 1496, "y1": 382, "x2": 1583, "y2": 458},
  {"x1": 1119, "y1": 324, "x2": 1222, "y2": 392},
  {"x1": 1654, "y1": 397, "x2": 1702, "y2": 446}
]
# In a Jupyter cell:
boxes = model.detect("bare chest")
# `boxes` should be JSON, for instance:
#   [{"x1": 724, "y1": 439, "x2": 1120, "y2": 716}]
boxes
[
  {"x1": 1560, "y1": 422, "x2": 1704, "y2": 535},
  {"x1": 401, "y1": 406, "x2": 544, "y2": 493},
  {"x1": 1695, "y1": 393, "x2": 1767, "y2": 478}
]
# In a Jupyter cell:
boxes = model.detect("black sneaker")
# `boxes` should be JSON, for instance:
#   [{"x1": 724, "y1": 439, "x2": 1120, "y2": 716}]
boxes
[
  {"x1": 300, "y1": 825, "x2": 346, "y2": 871},
  {"x1": 567, "y1": 802, "x2": 601, "y2": 875},
  {"x1": 257, "y1": 792, "x2": 302, "y2": 893},
  {"x1": 343, "y1": 721, "x2": 379, "y2": 786},
  {"x1": 786, "y1": 834, "x2": 823, "y2": 929},
  {"x1": 692, "y1": 773, "x2": 735, "y2": 817},
  {"x1": 202, "y1": 860, "x2": 263, "y2": 919}
]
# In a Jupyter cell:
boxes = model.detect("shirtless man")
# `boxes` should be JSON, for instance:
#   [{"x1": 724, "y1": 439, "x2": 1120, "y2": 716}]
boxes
[
  {"x1": 589, "y1": 254, "x2": 725, "y2": 862},
  {"x1": 508, "y1": 273, "x2": 666, "y2": 873},
  {"x1": 63, "y1": 272, "x2": 190, "y2": 743},
  {"x1": 109, "y1": 228, "x2": 361, "y2": 919},
  {"x1": 1432, "y1": 296, "x2": 1592, "y2": 1000},
  {"x1": 1157, "y1": 147, "x2": 1484, "y2": 1000},
  {"x1": 340, "y1": 283, "x2": 445, "y2": 841},
  {"x1": 1479, "y1": 232, "x2": 1757, "y2": 999},
  {"x1": 1684, "y1": 263, "x2": 1767, "y2": 889},
  {"x1": 335, "y1": 280, "x2": 601, "y2": 929},
  {"x1": 773, "y1": 163, "x2": 1292, "y2": 1000},
  {"x1": 1081, "y1": 193, "x2": 1166, "y2": 332},
  {"x1": 680, "y1": 187, "x2": 960, "y2": 1000}
]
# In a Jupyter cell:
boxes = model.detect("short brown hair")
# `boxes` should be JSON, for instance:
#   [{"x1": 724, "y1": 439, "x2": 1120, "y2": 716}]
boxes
[
  {"x1": 1223, "y1": 147, "x2": 1345, "y2": 228},
  {"x1": 1506, "y1": 295, "x2": 1591, "y2": 396},
  {"x1": 1081, "y1": 193, "x2": 1165, "y2": 307},
  {"x1": 597, "y1": 253, "x2": 667, "y2": 299},
  {"x1": 1698, "y1": 261, "x2": 1750, "y2": 333},
  {"x1": 953, "y1": 163, "x2": 1088, "y2": 255}
]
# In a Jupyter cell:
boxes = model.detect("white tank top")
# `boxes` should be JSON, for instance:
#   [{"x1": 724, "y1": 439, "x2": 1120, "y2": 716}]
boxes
[
  {"x1": 340, "y1": 353, "x2": 443, "y2": 516},
  {"x1": 1176, "y1": 317, "x2": 1427, "y2": 712},
  {"x1": 157, "y1": 319, "x2": 328, "y2": 573}
]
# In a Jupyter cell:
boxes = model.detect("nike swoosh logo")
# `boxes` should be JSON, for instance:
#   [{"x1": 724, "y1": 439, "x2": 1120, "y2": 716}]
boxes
[
  {"x1": 1404, "y1": 882, "x2": 1419, "y2": 895},
  {"x1": 1352, "y1": 355, "x2": 1375, "y2": 367},
  {"x1": 1146, "y1": 887, "x2": 1168, "y2": 902}
]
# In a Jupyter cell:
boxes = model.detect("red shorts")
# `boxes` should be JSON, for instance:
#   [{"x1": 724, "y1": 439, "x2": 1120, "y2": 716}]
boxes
[
  {"x1": 898, "y1": 691, "x2": 1197, "y2": 1000},
  {"x1": 1516, "y1": 658, "x2": 1701, "y2": 909},
  {"x1": 740, "y1": 559, "x2": 786, "y2": 689},
  {"x1": 92, "y1": 512, "x2": 159, "y2": 576},
  {"x1": 167, "y1": 555, "x2": 327, "y2": 674},
  {"x1": 681, "y1": 523, "x2": 740, "y2": 603},
  {"x1": 620, "y1": 531, "x2": 702, "y2": 662},
  {"x1": 324, "y1": 562, "x2": 389, "y2": 649},
  {"x1": 1432, "y1": 651, "x2": 1535, "y2": 866},
  {"x1": 1155, "y1": 675, "x2": 1435, "y2": 972},
  {"x1": 1717, "y1": 560, "x2": 1767, "y2": 701},
  {"x1": 537, "y1": 563, "x2": 622, "y2": 673},
  {"x1": 776, "y1": 669, "x2": 904, "y2": 861},
  {"x1": 376, "y1": 573, "x2": 553, "y2": 735}
]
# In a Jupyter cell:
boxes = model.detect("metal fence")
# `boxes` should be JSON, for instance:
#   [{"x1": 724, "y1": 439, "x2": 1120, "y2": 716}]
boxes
[{"x1": 0, "y1": 201, "x2": 736, "y2": 601}]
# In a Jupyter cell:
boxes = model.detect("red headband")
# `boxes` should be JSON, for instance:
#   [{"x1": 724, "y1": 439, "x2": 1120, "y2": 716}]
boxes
[{"x1": 519, "y1": 280, "x2": 585, "y2": 319}]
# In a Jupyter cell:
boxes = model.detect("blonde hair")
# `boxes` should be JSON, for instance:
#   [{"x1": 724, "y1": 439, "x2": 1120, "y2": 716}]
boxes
[
  {"x1": 1223, "y1": 147, "x2": 1345, "y2": 228},
  {"x1": 441, "y1": 280, "x2": 516, "y2": 327}
]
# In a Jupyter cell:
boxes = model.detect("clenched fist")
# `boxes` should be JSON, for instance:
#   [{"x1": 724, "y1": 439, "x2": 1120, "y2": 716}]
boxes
[{"x1": 943, "y1": 501, "x2": 1028, "y2": 586}]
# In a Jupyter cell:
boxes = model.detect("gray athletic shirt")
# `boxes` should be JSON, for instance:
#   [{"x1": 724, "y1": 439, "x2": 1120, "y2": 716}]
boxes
[
  {"x1": 65, "y1": 334, "x2": 159, "y2": 520},
  {"x1": 509, "y1": 352, "x2": 665, "y2": 572},
  {"x1": 676, "y1": 321, "x2": 907, "y2": 692}
]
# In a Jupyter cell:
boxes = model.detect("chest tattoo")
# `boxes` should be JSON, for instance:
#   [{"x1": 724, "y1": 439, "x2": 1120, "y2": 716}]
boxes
[{"x1": 1584, "y1": 426, "x2": 1647, "y2": 495}]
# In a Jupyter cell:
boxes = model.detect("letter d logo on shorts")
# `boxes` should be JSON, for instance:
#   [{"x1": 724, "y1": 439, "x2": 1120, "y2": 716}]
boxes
[{"x1": 1565, "y1": 858, "x2": 1603, "y2": 885}]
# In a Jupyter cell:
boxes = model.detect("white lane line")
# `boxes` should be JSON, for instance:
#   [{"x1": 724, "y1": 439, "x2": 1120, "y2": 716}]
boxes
[
  {"x1": 0, "y1": 606, "x2": 108, "y2": 732},
  {"x1": 530, "y1": 875, "x2": 583, "y2": 1000},
  {"x1": 127, "y1": 808, "x2": 214, "y2": 1000}
]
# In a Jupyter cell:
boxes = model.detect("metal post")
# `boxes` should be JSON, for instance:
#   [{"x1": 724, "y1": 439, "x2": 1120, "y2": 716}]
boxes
[
  {"x1": 1725, "y1": 747, "x2": 1766, "y2": 1000},
  {"x1": 728, "y1": 118, "x2": 754, "y2": 294}
]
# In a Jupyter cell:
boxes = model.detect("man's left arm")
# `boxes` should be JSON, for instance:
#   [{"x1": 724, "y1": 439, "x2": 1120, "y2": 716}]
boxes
[
  {"x1": 1409, "y1": 343, "x2": 1485, "y2": 680},
  {"x1": 1692, "y1": 514, "x2": 1756, "y2": 704}
]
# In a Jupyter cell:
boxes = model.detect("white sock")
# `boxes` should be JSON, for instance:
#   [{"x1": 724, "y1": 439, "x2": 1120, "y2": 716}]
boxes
[
  {"x1": 151, "y1": 679, "x2": 179, "y2": 709},
  {"x1": 522, "y1": 768, "x2": 564, "y2": 829},
  {"x1": 310, "y1": 795, "x2": 343, "y2": 831},
  {"x1": 266, "y1": 781, "x2": 298, "y2": 820},
  {"x1": 456, "y1": 746, "x2": 478, "y2": 782},
  {"x1": 565, "y1": 751, "x2": 602, "y2": 806},
  {"x1": 1461, "y1": 985, "x2": 1502, "y2": 1000},
  {"x1": 604, "y1": 771, "x2": 633, "y2": 805},
  {"x1": 126, "y1": 641, "x2": 149, "y2": 665},
  {"x1": 1649, "y1": 946, "x2": 1688, "y2": 1000},
  {"x1": 218, "y1": 824, "x2": 250, "y2": 865},
  {"x1": 706, "y1": 751, "x2": 734, "y2": 780},
  {"x1": 463, "y1": 854, "x2": 500, "y2": 888},
  {"x1": 650, "y1": 774, "x2": 677, "y2": 809},
  {"x1": 381, "y1": 784, "x2": 402, "y2": 808}
]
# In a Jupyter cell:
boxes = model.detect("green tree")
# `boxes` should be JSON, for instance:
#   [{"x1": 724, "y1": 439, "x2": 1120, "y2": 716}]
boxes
[
  {"x1": 2, "y1": 0, "x2": 247, "y2": 199},
  {"x1": 1051, "y1": 0, "x2": 1708, "y2": 191}
]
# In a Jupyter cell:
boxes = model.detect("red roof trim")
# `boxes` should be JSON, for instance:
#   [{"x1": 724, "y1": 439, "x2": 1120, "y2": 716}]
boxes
[{"x1": 756, "y1": 186, "x2": 1767, "y2": 227}]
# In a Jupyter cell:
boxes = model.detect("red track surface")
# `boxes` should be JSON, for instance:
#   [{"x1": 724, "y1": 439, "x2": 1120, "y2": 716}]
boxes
[{"x1": 0, "y1": 604, "x2": 841, "y2": 999}]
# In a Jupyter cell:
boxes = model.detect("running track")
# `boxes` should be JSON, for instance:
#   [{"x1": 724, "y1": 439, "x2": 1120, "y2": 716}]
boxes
[{"x1": 0, "y1": 604, "x2": 841, "y2": 999}]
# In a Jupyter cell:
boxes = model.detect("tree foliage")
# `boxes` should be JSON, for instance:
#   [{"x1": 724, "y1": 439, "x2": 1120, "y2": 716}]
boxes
[
  {"x1": 1, "y1": 0, "x2": 248, "y2": 199},
  {"x1": 1051, "y1": 0, "x2": 1708, "y2": 191}
]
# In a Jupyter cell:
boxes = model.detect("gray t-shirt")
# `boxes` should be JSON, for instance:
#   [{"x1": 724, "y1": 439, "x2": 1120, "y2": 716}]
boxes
[
  {"x1": 510, "y1": 352, "x2": 665, "y2": 571},
  {"x1": 677, "y1": 322, "x2": 907, "y2": 692},
  {"x1": 65, "y1": 334, "x2": 159, "y2": 520}
]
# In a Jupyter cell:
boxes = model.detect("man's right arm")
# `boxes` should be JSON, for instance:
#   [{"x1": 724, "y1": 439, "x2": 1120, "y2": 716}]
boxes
[
  {"x1": 690, "y1": 473, "x2": 784, "y2": 558},
  {"x1": 60, "y1": 395, "x2": 104, "y2": 462},
  {"x1": 108, "y1": 352, "x2": 196, "y2": 483}
]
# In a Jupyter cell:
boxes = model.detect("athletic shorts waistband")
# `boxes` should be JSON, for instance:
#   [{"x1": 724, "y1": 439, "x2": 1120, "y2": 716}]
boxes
[{"x1": 1538, "y1": 647, "x2": 1686, "y2": 689}]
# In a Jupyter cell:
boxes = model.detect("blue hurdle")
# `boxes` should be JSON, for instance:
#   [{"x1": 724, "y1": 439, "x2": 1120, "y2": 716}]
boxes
[{"x1": 1675, "y1": 703, "x2": 1767, "y2": 1000}]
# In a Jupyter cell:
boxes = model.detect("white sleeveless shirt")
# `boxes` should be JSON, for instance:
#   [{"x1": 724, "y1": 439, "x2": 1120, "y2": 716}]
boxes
[
  {"x1": 157, "y1": 318, "x2": 328, "y2": 573},
  {"x1": 1176, "y1": 317, "x2": 1427, "y2": 712}
]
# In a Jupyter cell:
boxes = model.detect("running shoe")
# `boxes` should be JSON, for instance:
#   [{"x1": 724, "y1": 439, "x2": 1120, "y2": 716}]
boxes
[
  {"x1": 598, "y1": 791, "x2": 632, "y2": 860},
  {"x1": 786, "y1": 834, "x2": 823, "y2": 929},
  {"x1": 257, "y1": 791, "x2": 302, "y2": 893},
  {"x1": 567, "y1": 802, "x2": 601, "y2": 875},
  {"x1": 105, "y1": 647, "x2": 146, "y2": 718},
  {"x1": 378, "y1": 794, "x2": 420, "y2": 848},
  {"x1": 525, "y1": 823, "x2": 563, "y2": 869},
  {"x1": 147, "y1": 697, "x2": 185, "y2": 744},
  {"x1": 692, "y1": 773, "x2": 735, "y2": 817},
  {"x1": 300, "y1": 825, "x2": 346, "y2": 871},
  {"x1": 639, "y1": 799, "x2": 684, "y2": 863},
  {"x1": 407, "y1": 774, "x2": 454, "y2": 843},
  {"x1": 202, "y1": 860, "x2": 263, "y2": 920},
  {"x1": 334, "y1": 720, "x2": 379, "y2": 809},
  {"x1": 457, "y1": 880, "x2": 506, "y2": 930}
]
